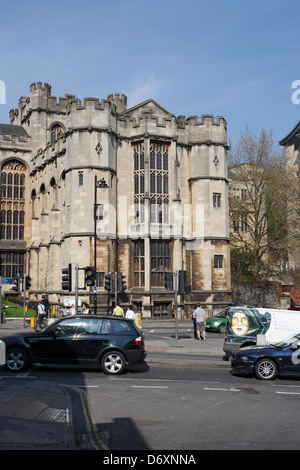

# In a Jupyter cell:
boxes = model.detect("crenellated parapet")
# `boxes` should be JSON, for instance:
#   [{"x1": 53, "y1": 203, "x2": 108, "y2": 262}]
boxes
[
  {"x1": 65, "y1": 94, "x2": 127, "y2": 132},
  {"x1": 67, "y1": 93, "x2": 127, "y2": 115},
  {"x1": 107, "y1": 93, "x2": 128, "y2": 113},
  {"x1": 117, "y1": 99, "x2": 227, "y2": 147},
  {"x1": 9, "y1": 82, "x2": 77, "y2": 127},
  {"x1": 67, "y1": 96, "x2": 107, "y2": 113},
  {"x1": 28, "y1": 82, "x2": 75, "y2": 116},
  {"x1": 30, "y1": 81, "x2": 52, "y2": 94},
  {"x1": 185, "y1": 114, "x2": 227, "y2": 147}
]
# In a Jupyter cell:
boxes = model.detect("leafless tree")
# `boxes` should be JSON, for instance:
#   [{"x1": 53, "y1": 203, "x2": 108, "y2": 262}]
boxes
[{"x1": 228, "y1": 127, "x2": 289, "y2": 281}]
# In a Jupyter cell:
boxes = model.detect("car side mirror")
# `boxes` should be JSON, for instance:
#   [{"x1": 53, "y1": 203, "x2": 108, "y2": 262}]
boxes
[
  {"x1": 291, "y1": 341, "x2": 300, "y2": 351},
  {"x1": 42, "y1": 329, "x2": 55, "y2": 337}
]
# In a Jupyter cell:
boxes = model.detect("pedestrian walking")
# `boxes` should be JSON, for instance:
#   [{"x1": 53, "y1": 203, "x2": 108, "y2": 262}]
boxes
[
  {"x1": 42, "y1": 295, "x2": 49, "y2": 315},
  {"x1": 36, "y1": 300, "x2": 46, "y2": 329},
  {"x1": 82, "y1": 302, "x2": 91, "y2": 314},
  {"x1": 70, "y1": 304, "x2": 76, "y2": 315},
  {"x1": 190, "y1": 305, "x2": 197, "y2": 339},
  {"x1": 113, "y1": 302, "x2": 124, "y2": 316},
  {"x1": 193, "y1": 303, "x2": 207, "y2": 340},
  {"x1": 125, "y1": 305, "x2": 135, "y2": 321}
]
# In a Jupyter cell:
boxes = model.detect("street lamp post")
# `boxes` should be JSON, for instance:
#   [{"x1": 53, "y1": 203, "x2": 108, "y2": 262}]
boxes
[{"x1": 94, "y1": 175, "x2": 108, "y2": 314}]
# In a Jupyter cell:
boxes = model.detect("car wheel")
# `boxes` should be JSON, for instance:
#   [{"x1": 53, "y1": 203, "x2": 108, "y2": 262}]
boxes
[
  {"x1": 101, "y1": 351, "x2": 126, "y2": 375},
  {"x1": 6, "y1": 348, "x2": 29, "y2": 372},
  {"x1": 255, "y1": 358, "x2": 277, "y2": 380},
  {"x1": 218, "y1": 324, "x2": 226, "y2": 334}
]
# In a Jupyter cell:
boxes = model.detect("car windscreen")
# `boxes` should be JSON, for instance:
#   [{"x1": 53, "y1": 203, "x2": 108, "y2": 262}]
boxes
[
  {"x1": 216, "y1": 310, "x2": 227, "y2": 318},
  {"x1": 275, "y1": 334, "x2": 300, "y2": 349}
]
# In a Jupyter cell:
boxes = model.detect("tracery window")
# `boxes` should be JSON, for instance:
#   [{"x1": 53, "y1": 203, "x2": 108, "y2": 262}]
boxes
[
  {"x1": 132, "y1": 141, "x2": 171, "y2": 288},
  {"x1": 0, "y1": 160, "x2": 26, "y2": 279},
  {"x1": 150, "y1": 142, "x2": 169, "y2": 223},
  {"x1": 133, "y1": 142, "x2": 145, "y2": 223},
  {"x1": 0, "y1": 160, "x2": 26, "y2": 241}
]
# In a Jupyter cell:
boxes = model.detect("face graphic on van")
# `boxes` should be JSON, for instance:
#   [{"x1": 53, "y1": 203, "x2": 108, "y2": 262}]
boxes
[{"x1": 231, "y1": 311, "x2": 249, "y2": 336}]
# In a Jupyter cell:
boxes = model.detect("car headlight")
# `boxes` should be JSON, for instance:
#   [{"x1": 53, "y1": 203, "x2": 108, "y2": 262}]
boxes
[
  {"x1": 214, "y1": 321, "x2": 219, "y2": 325},
  {"x1": 239, "y1": 356, "x2": 250, "y2": 362}
]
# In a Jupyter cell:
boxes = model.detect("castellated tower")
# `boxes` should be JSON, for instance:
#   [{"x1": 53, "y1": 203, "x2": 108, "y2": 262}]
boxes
[{"x1": 1, "y1": 82, "x2": 231, "y2": 316}]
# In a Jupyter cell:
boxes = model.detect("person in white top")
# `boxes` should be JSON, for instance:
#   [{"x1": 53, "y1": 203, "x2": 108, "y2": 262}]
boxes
[
  {"x1": 70, "y1": 304, "x2": 76, "y2": 315},
  {"x1": 125, "y1": 305, "x2": 135, "y2": 322},
  {"x1": 193, "y1": 303, "x2": 207, "y2": 341},
  {"x1": 37, "y1": 300, "x2": 46, "y2": 329}
]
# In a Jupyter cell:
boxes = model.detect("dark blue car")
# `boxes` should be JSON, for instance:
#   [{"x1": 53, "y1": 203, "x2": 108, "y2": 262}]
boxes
[{"x1": 231, "y1": 333, "x2": 300, "y2": 380}]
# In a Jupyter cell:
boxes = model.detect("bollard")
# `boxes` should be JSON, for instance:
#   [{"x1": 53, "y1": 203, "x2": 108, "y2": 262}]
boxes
[
  {"x1": 30, "y1": 317, "x2": 37, "y2": 331},
  {"x1": 136, "y1": 312, "x2": 141, "y2": 328}
]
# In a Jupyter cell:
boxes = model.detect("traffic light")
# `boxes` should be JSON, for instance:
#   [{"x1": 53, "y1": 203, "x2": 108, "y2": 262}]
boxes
[
  {"x1": 178, "y1": 270, "x2": 192, "y2": 295},
  {"x1": 25, "y1": 275, "x2": 31, "y2": 290},
  {"x1": 164, "y1": 272, "x2": 173, "y2": 290},
  {"x1": 61, "y1": 264, "x2": 72, "y2": 291},
  {"x1": 118, "y1": 272, "x2": 127, "y2": 292},
  {"x1": 104, "y1": 272, "x2": 112, "y2": 292},
  {"x1": 12, "y1": 274, "x2": 20, "y2": 293},
  {"x1": 84, "y1": 266, "x2": 96, "y2": 287}
]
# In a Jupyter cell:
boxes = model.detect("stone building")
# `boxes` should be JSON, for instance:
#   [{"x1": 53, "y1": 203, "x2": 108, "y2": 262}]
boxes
[
  {"x1": 279, "y1": 122, "x2": 300, "y2": 272},
  {"x1": 0, "y1": 82, "x2": 231, "y2": 316}
]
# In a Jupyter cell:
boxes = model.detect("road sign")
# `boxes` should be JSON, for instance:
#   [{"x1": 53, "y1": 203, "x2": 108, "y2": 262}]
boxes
[{"x1": 1, "y1": 277, "x2": 13, "y2": 285}]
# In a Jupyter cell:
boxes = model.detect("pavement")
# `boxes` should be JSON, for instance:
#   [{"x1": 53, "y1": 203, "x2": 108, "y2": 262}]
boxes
[{"x1": 0, "y1": 318, "x2": 229, "y2": 450}]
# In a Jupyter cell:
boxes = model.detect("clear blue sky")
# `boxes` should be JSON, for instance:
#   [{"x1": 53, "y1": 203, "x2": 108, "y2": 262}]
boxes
[{"x1": 0, "y1": 0, "x2": 299, "y2": 146}]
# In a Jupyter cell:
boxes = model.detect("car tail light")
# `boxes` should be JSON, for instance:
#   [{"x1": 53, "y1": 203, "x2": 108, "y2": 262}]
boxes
[
  {"x1": 225, "y1": 331, "x2": 227, "y2": 342},
  {"x1": 135, "y1": 336, "x2": 143, "y2": 346}
]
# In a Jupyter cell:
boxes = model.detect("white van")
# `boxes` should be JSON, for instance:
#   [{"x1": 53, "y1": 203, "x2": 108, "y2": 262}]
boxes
[{"x1": 223, "y1": 306, "x2": 300, "y2": 354}]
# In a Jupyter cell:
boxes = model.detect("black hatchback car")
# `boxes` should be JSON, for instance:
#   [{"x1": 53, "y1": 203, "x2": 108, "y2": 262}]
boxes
[{"x1": 1, "y1": 315, "x2": 146, "y2": 375}]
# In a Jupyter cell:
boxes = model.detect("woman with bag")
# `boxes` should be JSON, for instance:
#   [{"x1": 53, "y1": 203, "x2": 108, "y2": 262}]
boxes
[{"x1": 191, "y1": 305, "x2": 197, "y2": 339}]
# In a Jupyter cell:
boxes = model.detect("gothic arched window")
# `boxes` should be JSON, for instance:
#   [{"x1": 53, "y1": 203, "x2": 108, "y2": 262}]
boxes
[
  {"x1": 51, "y1": 123, "x2": 64, "y2": 143},
  {"x1": 0, "y1": 160, "x2": 26, "y2": 242},
  {"x1": 0, "y1": 160, "x2": 27, "y2": 277}
]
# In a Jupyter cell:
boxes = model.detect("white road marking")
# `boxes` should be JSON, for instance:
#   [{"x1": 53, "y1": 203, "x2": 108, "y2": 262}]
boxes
[
  {"x1": 108, "y1": 377, "x2": 220, "y2": 384},
  {"x1": 132, "y1": 386, "x2": 169, "y2": 389}
]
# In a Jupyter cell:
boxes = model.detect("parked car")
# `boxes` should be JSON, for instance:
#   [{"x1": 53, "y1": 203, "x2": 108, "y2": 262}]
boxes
[
  {"x1": 1, "y1": 315, "x2": 146, "y2": 375},
  {"x1": 231, "y1": 333, "x2": 300, "y2": 380},
  {"x1": 206, "y1": 310, "x2": 228, "y2": 334}
]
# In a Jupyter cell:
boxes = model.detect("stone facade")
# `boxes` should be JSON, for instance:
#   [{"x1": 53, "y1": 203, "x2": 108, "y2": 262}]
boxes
[
  {"x1": 279, "y1": 123, "x2": 300, "y2": 271},
  {"x1": 0, "y1": 82, "x2": 231, "y2": 316}
]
